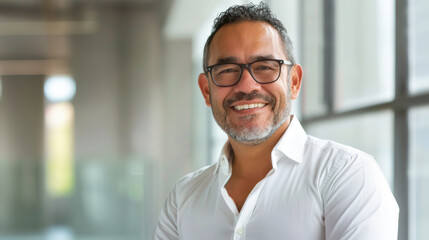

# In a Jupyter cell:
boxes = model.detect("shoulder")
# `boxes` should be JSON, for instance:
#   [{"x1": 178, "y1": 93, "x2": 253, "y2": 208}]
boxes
[
  {"x1": 305, "y1": 136, "x2": 393, "y2": 200},
  {"x1": 304, "y1": 138, "x2": 399, "y2": 238},
  {"x1": 175, "y1": 162, "x2": 218, "y2": 196},
  {"x1": 305, "y1": 135, "x2": 376, "y2": 173},
  {"x1": 304, "y1": 135, "x2": 383, "y2": 189},
  {"x1": 306, "y1": 135, "x2": 373, "y2": 161}
]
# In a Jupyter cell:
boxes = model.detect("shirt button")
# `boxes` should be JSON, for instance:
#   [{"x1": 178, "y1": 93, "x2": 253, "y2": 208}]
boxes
[{"x1": 237, "y1": 227, "x2": 244, "y2": 235}]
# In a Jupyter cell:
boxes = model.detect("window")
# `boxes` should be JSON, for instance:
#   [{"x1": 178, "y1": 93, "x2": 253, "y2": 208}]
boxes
[
  {"x1": 409, "y1": 0, "x2": 429, "y2": 94},
  {"x1": 409, "y1": 105, "x2": 429, "y2": 240},
  {"x1": 334, "y1": 0, "x2": 395, "y2": 110},
  {"x1": 300, "y1": 0, "x2": 429, "y2": 239},
  {"x1": 301, "y1": 0, "x2": 327, "y2": 117}
]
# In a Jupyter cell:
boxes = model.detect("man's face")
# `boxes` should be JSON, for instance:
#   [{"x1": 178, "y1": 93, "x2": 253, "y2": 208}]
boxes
[{"x1": 199, "y1": 21, "x2": 301, "y2": 145}]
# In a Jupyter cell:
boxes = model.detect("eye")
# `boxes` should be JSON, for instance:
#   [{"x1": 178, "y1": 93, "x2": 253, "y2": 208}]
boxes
[
  {"x1": 254, "y1": 65, "x2": 274, "y2": 71},
  {"x1": 252, "y1": 61, "x2": 279, "y2": 72},
  {"x1": 253, "y1": 64, "x2": 276, "y2": 72},
  {"x1": 219, "y1": 68, "x2": 239, "y2": 74},
  {"x1": 213, "y1": 64, "x2": 240, "y2": 75}
]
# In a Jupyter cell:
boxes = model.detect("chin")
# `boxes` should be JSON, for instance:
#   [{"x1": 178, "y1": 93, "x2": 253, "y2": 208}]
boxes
[
  {"x1": 228, "y1": 112, "x2": 290, "y2": 145},
  {"x1": 235, "y1": 138, "x2": 268, "y2": 146},
  {"x1": 228, "y1": 126, "x2": 275, "y2": 145}
]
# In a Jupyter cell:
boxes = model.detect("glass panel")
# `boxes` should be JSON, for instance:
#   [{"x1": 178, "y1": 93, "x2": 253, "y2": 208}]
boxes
[
  {"x1": 409, "y1": 0, "x2": 429, "y2": 94},
  {"x1": 409, "y1": 105, "x2": 429, "y2": 240},
  {"x1": 301, "y1": 0, "x2": 327, "y2": 117},
  {"x1": 334, "y1": 0, "x2": 395, "y2": 110},
  {"x1": 0, "y1": 158, "x2": 150, "y2": 240},
  {"x1": 305, "y1": 110, "x2": 394, "y2": 187}
]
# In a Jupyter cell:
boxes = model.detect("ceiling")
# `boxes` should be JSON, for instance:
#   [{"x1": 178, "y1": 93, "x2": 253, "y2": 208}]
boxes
[
  {"x1": 0, "y1": 0, "x2": 168, "y2": 76},
  {"x1": 0, "y1": 0, "x2": 163, "y2": 18}
]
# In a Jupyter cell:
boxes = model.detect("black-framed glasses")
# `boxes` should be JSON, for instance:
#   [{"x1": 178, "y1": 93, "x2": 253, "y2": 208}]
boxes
[{"x1": 206, "y1": 59, "x2": 293, "y2": 87}]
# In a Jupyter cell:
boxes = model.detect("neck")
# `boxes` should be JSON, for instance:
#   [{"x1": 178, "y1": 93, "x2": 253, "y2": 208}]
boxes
[{"x1": 228, "y1": 116, "x2": 291, "y2": 178}]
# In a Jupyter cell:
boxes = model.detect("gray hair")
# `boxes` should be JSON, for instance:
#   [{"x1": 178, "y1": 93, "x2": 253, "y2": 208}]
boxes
[{"x1": 203, "y1": 2, "x2": 296, "y2": 71}]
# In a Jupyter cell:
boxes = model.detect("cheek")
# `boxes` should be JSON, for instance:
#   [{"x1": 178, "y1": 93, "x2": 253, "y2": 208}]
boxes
[
  {"x1": 211, "y1": 88, "x2": 230, "y2": 107},
  {"x1": 265, "y1": 84, "x2": 287, "y2": 103}
]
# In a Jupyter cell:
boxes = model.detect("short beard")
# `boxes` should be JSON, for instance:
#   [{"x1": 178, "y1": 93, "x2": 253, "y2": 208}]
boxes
[
  {"x1": 226, "y1": 103, "x2": 289, "y2": 145},
  {"x1": 210, "y1": 80, "x2": 292, "y2": 146}
]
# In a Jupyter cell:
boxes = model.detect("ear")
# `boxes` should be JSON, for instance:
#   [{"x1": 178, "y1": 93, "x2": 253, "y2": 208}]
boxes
[
  {"x1": 289, "y1": 64, "x2": 303, "y2": 100},
  {"x1": 198, "y1": 73, "x2": 212, "y2": 106}
]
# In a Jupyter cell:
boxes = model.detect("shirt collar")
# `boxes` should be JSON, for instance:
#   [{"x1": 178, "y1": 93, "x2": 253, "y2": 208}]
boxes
[
  {"x1": 271, "y1": 116, "x2": 307, "y2": 167},
  {"x1": 215, "y1": 116, "x2": 308, "y2": 174},
  {"x1": 215, "y1": 141, "x2": 233, "y2": 175}
]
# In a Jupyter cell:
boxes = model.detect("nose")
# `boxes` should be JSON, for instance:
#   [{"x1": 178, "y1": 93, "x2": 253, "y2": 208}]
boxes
[{"x1": 233, "y1": 67, "x2": 261, "y2": 93}]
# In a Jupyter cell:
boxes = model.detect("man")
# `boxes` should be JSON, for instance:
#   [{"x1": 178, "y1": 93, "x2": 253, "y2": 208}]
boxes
[{"x1": 153, "y1": 2, "x2": 398, "y2": 240}]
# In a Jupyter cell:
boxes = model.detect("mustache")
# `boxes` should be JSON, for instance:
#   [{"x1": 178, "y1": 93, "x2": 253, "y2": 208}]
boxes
[{"x1": 224, "y1": 90, "x2": 275, "y2": 107}]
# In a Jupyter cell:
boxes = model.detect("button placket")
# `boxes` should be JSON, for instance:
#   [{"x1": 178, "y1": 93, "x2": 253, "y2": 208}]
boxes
[
  {"x1": 232, "y1": 174, "x2": 274, "y2": 240},
  {"x1": 233, "y1": 225, "x2": 245, "y2": 240}
]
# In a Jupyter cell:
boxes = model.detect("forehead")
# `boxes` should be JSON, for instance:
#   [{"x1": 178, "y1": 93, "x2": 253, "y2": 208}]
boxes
[{"x1": 208, "y1": 21, "x2": 285, "y2": 64}]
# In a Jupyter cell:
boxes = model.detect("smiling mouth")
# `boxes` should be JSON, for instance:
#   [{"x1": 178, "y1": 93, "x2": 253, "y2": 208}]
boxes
[{"x1": 233, "y1": 103, "x2": 266, "y2": 111}]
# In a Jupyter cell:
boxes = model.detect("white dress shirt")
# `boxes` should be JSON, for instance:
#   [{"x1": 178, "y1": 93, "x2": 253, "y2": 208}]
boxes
[{"x1": 152, "y1": 117, "x2": 399, "y2": 240}]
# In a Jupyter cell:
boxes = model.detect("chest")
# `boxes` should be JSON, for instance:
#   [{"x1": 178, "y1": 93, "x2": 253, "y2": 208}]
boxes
[
  {"x1": 225, "y1": 177, "x2": 262, "y2": 212},
  {"x1": 178, "y1": 172, "x2": 325, "y2": 240}
]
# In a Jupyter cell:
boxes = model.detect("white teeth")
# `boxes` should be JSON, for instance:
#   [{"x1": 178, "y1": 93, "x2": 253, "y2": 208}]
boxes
[{"x1": 233, "y1": 103, "x2": 265, "y2": 110}]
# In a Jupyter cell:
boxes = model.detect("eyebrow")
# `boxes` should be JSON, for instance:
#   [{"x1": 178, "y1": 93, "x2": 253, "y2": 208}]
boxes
[
  {"x1": 250, "y1": 55, "x2": 276, "y2": 61},
  {"x1": 215, "y1": 57, "x2": 238, "y2": 64},
  {"x1": 214, "y1": 55, "x2": 277, "y2": 64}
]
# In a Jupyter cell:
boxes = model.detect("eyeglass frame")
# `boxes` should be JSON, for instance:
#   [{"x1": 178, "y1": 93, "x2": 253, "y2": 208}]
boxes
[{"x1": 205, "y1": 58, "x2": 293, "y2": 87}]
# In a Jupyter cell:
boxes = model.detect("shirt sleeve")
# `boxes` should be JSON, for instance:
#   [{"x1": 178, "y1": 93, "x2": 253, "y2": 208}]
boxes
[
  {"x1": 321, "y1": 153, "x2": 399, "y2": 240},
  {"x1": 152, "y1": 184, "x2": 179, "y2": 240}
]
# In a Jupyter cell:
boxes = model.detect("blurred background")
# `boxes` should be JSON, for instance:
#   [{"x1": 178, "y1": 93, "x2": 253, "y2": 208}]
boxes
[{"x1": 0, "y1": 0, "x2": 428, "y2": 239}]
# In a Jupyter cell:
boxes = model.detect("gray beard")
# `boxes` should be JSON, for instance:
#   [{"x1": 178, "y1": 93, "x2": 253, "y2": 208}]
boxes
[
  {"x1": 225, "y1": 107, "x2": 289, "y2": 145},
  {"x1": 212, "y1": 80, "x2": 292, "y2": 146}
]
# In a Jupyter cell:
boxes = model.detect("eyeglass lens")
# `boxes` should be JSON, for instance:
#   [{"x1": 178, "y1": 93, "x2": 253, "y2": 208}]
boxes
[{"x1": 211, "y1": 60, "x2": 280, "y2": 86}]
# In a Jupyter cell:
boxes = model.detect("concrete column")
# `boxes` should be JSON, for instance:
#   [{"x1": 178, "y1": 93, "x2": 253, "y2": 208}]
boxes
[{"x1": 0, "y1": 75, "x2": 45, "y2": 232}]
